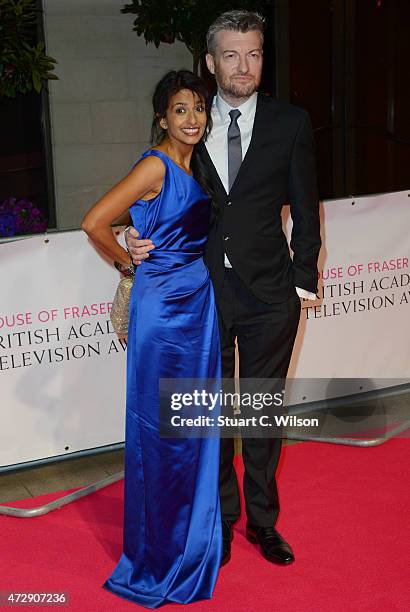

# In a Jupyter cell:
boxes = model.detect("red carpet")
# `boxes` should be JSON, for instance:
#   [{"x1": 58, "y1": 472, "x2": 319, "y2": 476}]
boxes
[{"x1": 1, "y1": 440, "x2": 409, "y2": 611}]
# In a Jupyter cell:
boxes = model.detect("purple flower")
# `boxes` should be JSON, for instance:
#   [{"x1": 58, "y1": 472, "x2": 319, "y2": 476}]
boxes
[
  {"x1": 0, "y1": 212, "x2": 16, "y2": 237},
  {"x1": 0, "y1": 196, "x2": 48, "y2": 235}
]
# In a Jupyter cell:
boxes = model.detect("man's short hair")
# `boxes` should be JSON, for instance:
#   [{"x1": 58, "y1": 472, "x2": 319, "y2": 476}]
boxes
[{"x1": 206, "y1": 10, "x2": 265, "y2": 55}]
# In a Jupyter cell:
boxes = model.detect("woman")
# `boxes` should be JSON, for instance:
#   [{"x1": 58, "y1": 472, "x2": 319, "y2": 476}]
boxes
[{"x1": 82, "y1": 70, "x2": 221, "y2": 607}]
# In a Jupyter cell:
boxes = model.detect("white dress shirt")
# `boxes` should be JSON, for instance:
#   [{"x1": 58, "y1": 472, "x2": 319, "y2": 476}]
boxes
[
  {"x1": 205, "y1": 91, "x2": 316, "y2": 301},
  {"x1": 205, "y1": 92, "x2": 258, "y2": 195}
]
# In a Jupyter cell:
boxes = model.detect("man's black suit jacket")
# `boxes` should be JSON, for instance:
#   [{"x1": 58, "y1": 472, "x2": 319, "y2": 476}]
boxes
[{"x1": 197, "y1": 93, "x2": 321, "y2": 304}]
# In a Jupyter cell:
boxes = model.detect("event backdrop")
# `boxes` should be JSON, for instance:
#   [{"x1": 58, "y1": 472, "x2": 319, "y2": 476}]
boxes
[
  {"x1": 0, "y1": 229, "x2": 126, "y2": 468},
  {"x1": 286, "y1": 189, "x2": 410, "y2": 404},
  {"x1": 1, "y1": 191, "x2": 409, "y2": 468}
]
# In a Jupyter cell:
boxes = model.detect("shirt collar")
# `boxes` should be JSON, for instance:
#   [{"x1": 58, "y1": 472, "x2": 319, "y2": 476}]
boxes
[{"x1": 214, "y1": 91, "x2": 258, "y2": 123}]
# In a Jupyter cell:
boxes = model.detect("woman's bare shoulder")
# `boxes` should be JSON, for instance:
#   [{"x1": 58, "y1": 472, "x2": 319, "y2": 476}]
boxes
[{"x1": 130, "y1": 152, "x2": 166, "y2": 181}]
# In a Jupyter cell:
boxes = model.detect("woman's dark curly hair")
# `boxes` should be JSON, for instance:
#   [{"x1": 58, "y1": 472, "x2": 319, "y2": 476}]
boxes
[{"x1": 151, "y1": 70, "x2": 212, "y2": 144}]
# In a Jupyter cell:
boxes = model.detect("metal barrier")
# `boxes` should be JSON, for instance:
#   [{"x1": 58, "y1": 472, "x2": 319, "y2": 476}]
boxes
[
  {"x1": 286, "y1": 419, "x2": 410, "y2": 446},
  {"x1": 0, "y1": 472, "x2": 123, "y2": 518},
  {"x1": 285, "y1": 382, "x2": 410, "y2": 446},
  {"x1": 1, "y1": 385, "x2": 409, "y2": 518}
]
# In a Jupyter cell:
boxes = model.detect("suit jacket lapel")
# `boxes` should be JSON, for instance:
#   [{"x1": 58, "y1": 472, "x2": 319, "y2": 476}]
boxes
[
  {"x1": 197, "y1": 93, "x2": 278, "y2": 198},
  {"x1": 196, "y1": 141, "x2": 228, "y2": 199}
]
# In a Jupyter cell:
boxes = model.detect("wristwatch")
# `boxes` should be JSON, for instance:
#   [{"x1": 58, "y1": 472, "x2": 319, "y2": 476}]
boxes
[{"x1": 114, "y1": 260, "x2": 135, "y2": 277}]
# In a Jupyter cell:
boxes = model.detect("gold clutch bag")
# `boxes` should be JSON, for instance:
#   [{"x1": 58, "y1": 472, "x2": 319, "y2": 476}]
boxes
[{"x1": 110, "y1": 276, "x2": 134, "y2": 336}]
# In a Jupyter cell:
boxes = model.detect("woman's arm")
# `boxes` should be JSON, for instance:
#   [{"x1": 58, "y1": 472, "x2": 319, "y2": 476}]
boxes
[{"x1": 81, "y1": 155, "x2": 164, "y2": 266}]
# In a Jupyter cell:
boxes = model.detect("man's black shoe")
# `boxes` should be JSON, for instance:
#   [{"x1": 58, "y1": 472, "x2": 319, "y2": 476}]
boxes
[
  {"x1": 221, "y1": 520, "x2": 234, "y2": 566},
  {"x1": 246, "y1": 525, "x2": 295, "y2": 565}
]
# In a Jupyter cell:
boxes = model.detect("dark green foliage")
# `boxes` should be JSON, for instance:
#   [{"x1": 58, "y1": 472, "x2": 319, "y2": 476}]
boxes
[
  {"x1": 121, "y1": 0, "x2": 271, "y2": 74},
  {"x1": 0, "y1": 0, "x2": 58, "y2": 98}
]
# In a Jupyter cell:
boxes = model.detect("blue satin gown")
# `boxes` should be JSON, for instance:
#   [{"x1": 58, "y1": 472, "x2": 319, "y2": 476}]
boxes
[{"x1": 103, "y1": 149, "x2": 222, "y2": 607}]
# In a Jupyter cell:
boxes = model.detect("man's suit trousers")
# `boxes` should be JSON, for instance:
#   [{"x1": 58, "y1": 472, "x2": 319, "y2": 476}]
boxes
[{"x1": 216, "y1": 268, "x2": 301, "y2": 526}]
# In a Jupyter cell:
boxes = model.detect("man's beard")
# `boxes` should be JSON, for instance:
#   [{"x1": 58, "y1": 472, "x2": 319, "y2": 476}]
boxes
[{"x1": 216, "y1": 69, "x2": 260, "y2": 100}]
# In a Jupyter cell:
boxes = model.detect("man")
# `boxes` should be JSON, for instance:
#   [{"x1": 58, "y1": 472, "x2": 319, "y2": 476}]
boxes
[{"x1": 126, "y1": 11, "x2": 321, "y2": 567}]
